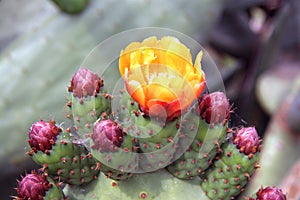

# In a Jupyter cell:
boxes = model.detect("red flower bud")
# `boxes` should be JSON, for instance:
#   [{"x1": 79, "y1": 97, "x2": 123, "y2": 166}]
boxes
[
  {"x1": 197, "y1": 92, "x2": 230, "y2": 125},
  {"x1": 92, "y1": 119, "x2": 125, "y2": 153},
  {"x1": 68, "y1": 68, "x2": 104, "y2": 98},
  {"x1": 17, "y1": 171, "x2": 51, "y2": 200},
  {"x1": 28, "y1": 120, "x2": 61, "y2": 153},
  {"x1": 256, "y1": 186, "x2": 286, "y2": 200},
  {"x1": 233, "y1": 127, "x2": 260, "y2": 155}
]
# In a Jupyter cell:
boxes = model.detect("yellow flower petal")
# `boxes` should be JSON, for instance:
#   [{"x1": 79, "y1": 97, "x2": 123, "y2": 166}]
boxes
[{"x1": 119, "y1": 36, "x2": 206, "y2": 120}]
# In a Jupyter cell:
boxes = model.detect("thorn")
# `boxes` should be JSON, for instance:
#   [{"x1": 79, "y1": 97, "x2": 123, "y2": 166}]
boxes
[
  {"x1": 56, "y1": 181, "x2": 63, "y2": 187},
  {"x1": 45, "y1": 150, "x2": 50, "y2": 155},
  {"x1": 61, "y1": 157, "x2": 67, "y2": 164},
  {"x1": 227, "y1": 166, "x2": 231, "y2": 171},
  {"x1": 95, "y1": 162, "x2": 101, "y2": 170},
  {"x1": 61, "y1": 140, "x2": 68, "y2": 145},
  {"x1": 72, "y1": 157, "x2": 77, "y2": 163},
  {"x1": 244, "y1": 172, "x2": 251, "y2": 181},
  {"x1": 66, "y1": 101, "x2": 72, "y2": 107},
  {"x1": 254, "y1": 163, "x2": 260, "y2": 169},
  {"x1": 57, "y1": 169, "x2": 62, "y2": 175},
  {"x1": 226, "y1": 151, "x2": 232, "y2": 157},
  {"x1": 69, "y1": 170, "x2": 75, "y2": 175},
  {"x1": 42, "y1": 164, "x2": 48, "y2": 171}
]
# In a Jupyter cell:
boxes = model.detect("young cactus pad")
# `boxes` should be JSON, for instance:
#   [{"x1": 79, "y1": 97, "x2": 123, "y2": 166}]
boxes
[
  {"x1": 167, "y1": 92, "x2": 230, "y2": 179},
  {"x1": 201, "y1": 127, "x2": 261, "y2": 200},
  {"x1": 27, "y1": 119, "x2": 100, "y2": 185},
  {"x1": 90, "y1": 119, "x2": 135, "y2": 180},
  {"x1": 67, "y1": 67, "x2": 111, "y2": 139}
]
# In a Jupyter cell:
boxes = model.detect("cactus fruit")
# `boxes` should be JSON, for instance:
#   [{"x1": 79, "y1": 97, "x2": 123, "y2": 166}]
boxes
[
  {"x1": 90, "y1": 119, "x2": 136, "y2": 180},
  {"x1": 248, "y1": 186, "x2": 287, "y2": 200},
  {"x1": 27, "y1": 119, "x2": 100, "y2": 185},
  {"x1": 14, "y1": 171, "x2": 65, "y2": 200},
  {"x1": 167, "y1": 91, "x2": 230, "y2": 179},
  {"x1": 67, "y1": 67, "x2": 111, "y2": 139},
  {"x1": 201, "y1": 126, "x2": 261, "y2": 199}
]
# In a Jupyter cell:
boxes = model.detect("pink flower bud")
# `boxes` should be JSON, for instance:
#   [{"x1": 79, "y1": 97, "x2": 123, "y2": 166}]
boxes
[
  {"x1": 233, "y1": 127, "x2": 260, "y2": 155},
  {"x1": 256, "y1": 186, "x2": 286, "y2": 200},
  {"x1": 28, "y1": 120, "x2": 61, "y2": 153},
  {"x1": 92, "y1": 119, "x2": 125, "y2": 153},
  {"x1": 17, "y1": 172, "x2": 51, "y2": 200},
  {"x1": 68, "y1": 68, "x2": 104, "y2": 98},
  {"x1": 197, "y1": 92, "x2": 230, "y2": 125}
]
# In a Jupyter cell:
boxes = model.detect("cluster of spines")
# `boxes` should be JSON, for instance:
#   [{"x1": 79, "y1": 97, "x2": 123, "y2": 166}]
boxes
[{"x1": 201, "y1": 127, "x2": 261, "y2": 200}]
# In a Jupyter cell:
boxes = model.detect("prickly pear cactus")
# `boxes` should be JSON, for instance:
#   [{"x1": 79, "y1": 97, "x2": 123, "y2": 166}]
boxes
[
  {"x1": 0, "y1": 0, "x2": 224, "y2": 177},
  {"x1": 11, "y1": 29, "x2": 287, "y2": 200}
]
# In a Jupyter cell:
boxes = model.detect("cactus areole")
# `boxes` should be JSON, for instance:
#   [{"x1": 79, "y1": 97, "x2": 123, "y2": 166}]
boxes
[{"x1": 68, "y1": 67, "x2": 104, "y2": 98}]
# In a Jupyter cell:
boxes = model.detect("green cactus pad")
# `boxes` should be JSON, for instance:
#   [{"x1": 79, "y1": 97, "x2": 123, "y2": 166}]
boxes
[
  {"x1": 30, "y1": 129, "x2": 100, "y2": 185},
  {"x1": 64, "y1": 169, "x2": 209, "y2": 200},
  {"x1": 201, "y1": 142, "x2": 260, "y2": 199},
  {"x1": 114, "y1": 89, "x2": 192, "y2": 173},
  {"x1": 167, "y1": 112, "x2": 228, "y2": 179},
  {"x1": 90, "y1": 134, "x2": 138, "y2": 180},
  {"x1": 51, "y1": 0, "x2": 90, "y2": 14},
  {"x1": 68, "y1": 90, "x2": 111, "y2": 139}
]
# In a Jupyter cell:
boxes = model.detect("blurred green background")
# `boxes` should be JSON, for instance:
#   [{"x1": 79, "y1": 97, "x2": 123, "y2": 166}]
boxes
[{"x1": 0, "y1": 0, "x2": 299, "y2": 199}]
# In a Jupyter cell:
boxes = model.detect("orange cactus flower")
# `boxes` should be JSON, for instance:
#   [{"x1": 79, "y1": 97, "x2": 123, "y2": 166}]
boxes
[{"x1": 119, "y1": 36, "x2": 206, "y2": 121}]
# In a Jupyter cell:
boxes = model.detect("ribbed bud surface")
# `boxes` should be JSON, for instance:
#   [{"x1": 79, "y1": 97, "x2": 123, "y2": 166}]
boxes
[
  {"x1": 233, "y1": 127, "x2": 260, "y2": 155},
  {"x1": 68, "y1": 67, "x2": 103, "y2": 98},
  {"x1": 17, "y1": 172, "x2": 50, "y2": 200},
  {"x1": 92, "y1": 119, "x2": 125, "y2": 153},
  {"x1": 28, "y1": 120, "x2": 61, "y2": 152},
  {"x1": 197, "y1": 92, "x2": 230, "y2": 125},
  {"x1": 256, "y1": 186, "x2": 286, "y2": 200}
]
